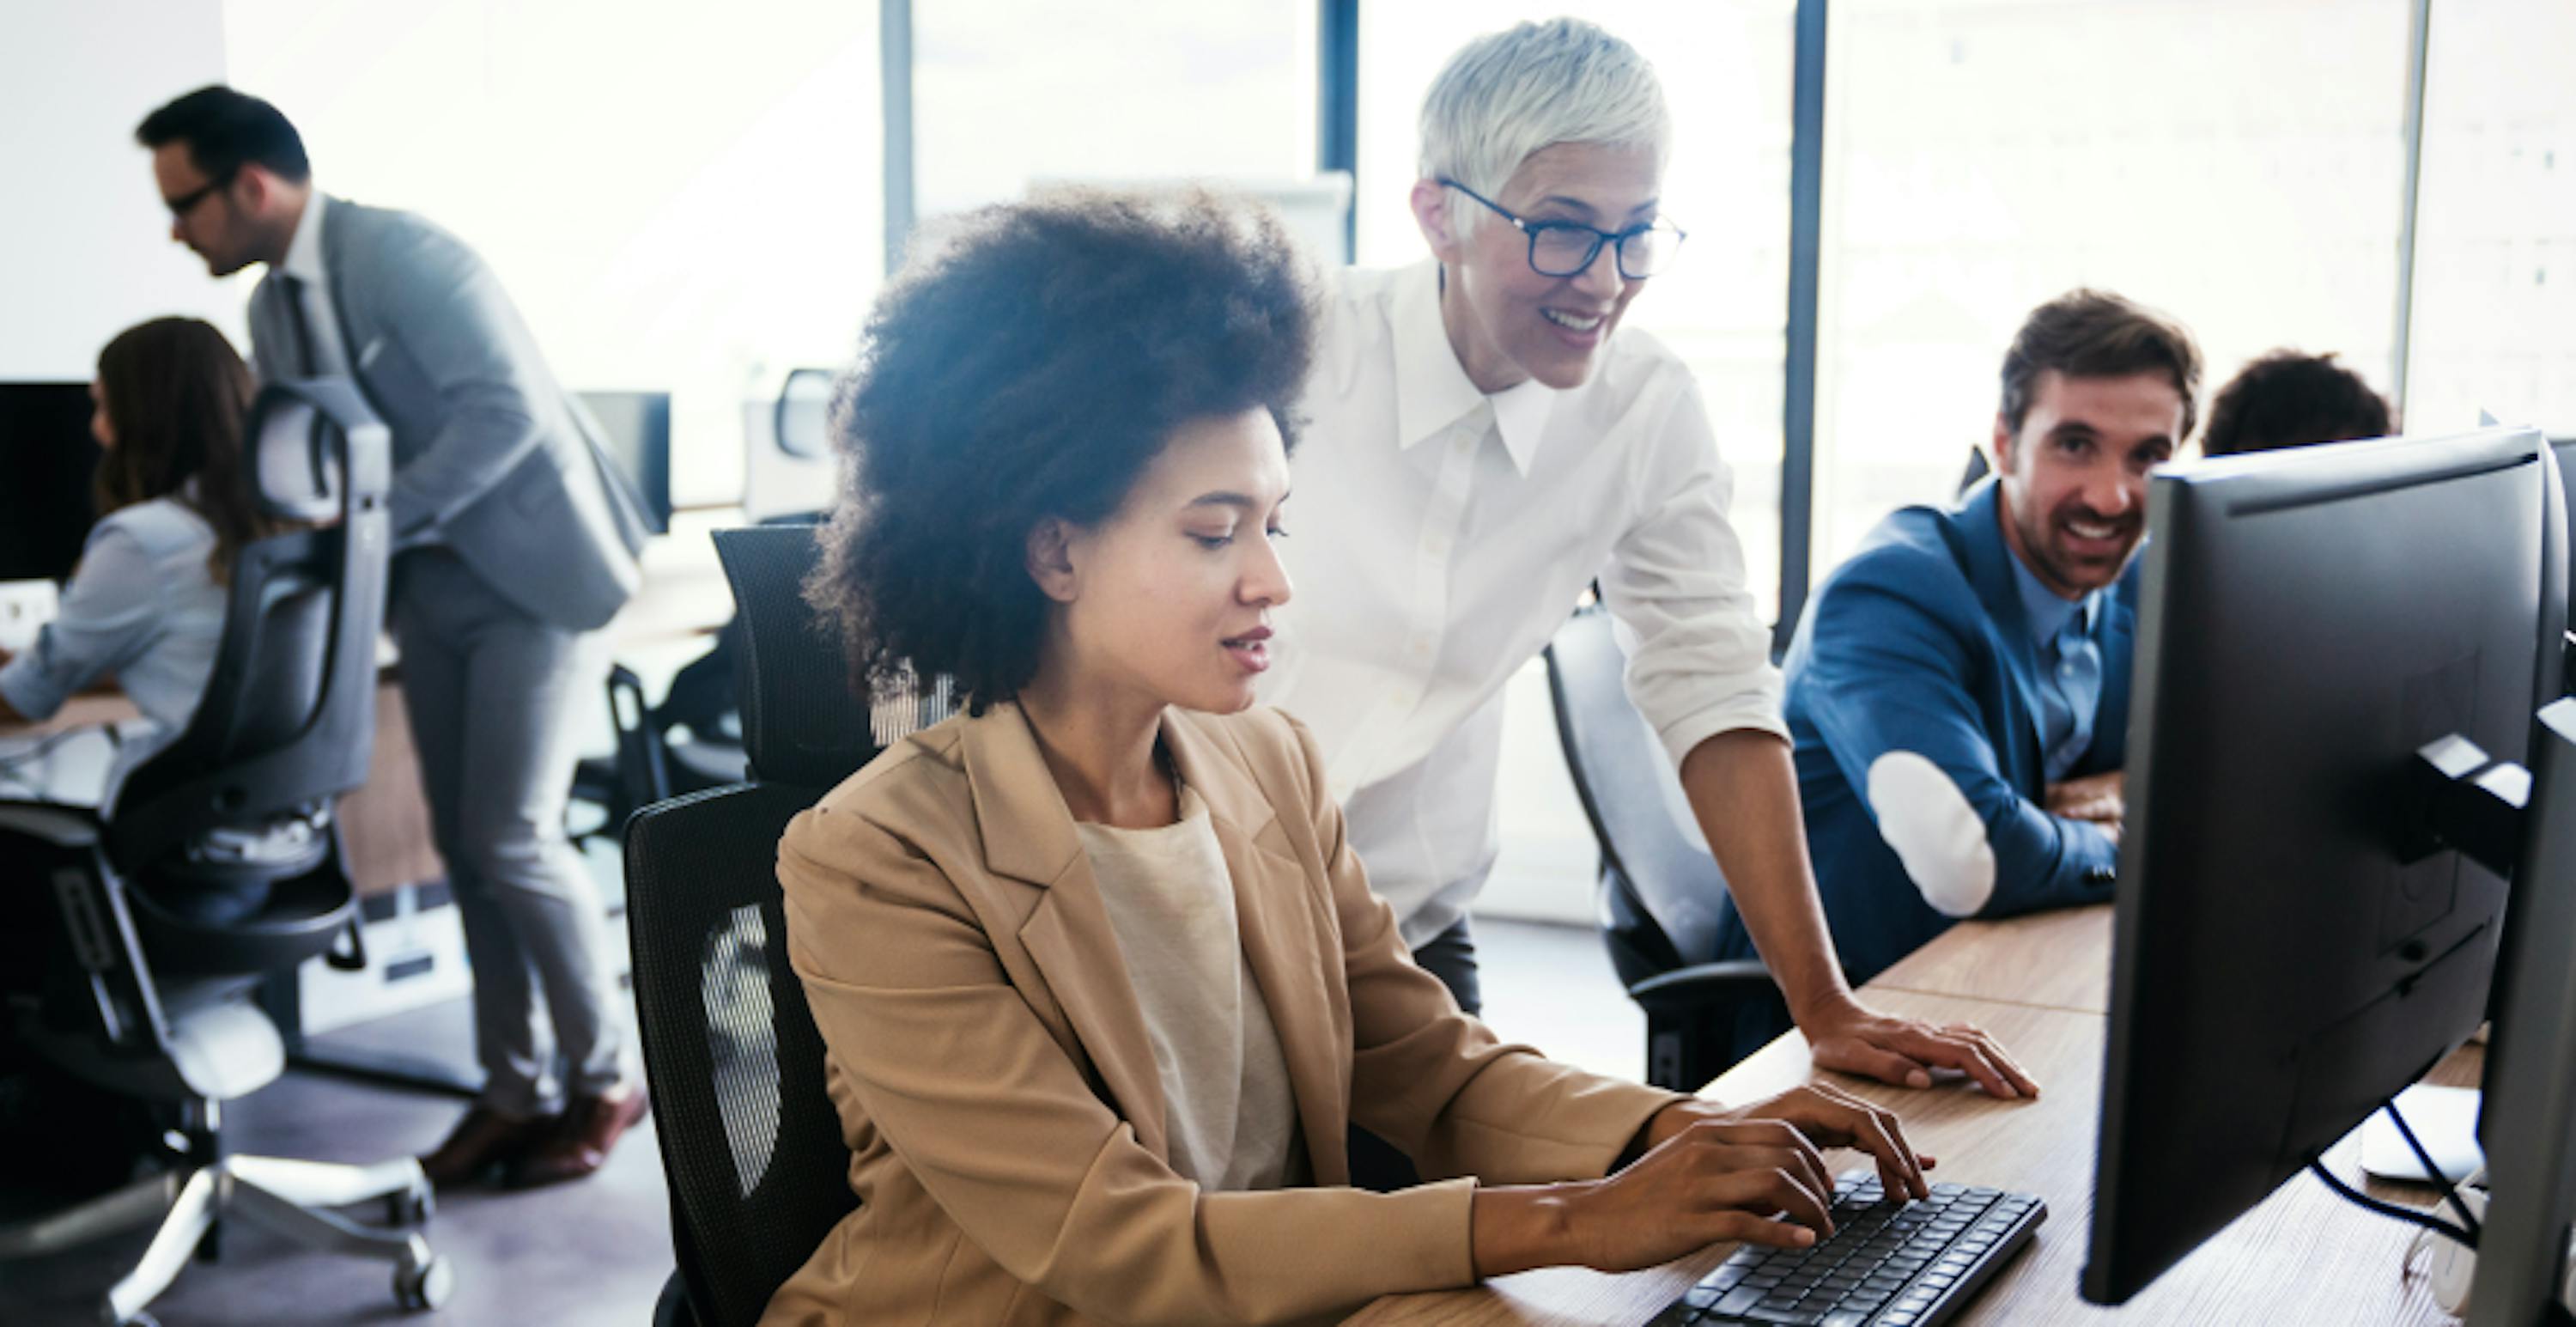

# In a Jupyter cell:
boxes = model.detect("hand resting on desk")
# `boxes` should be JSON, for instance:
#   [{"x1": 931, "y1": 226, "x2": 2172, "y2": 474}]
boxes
[{"x1": 1468, "y1": 1083, "x2": 1932, "y2": 1278}]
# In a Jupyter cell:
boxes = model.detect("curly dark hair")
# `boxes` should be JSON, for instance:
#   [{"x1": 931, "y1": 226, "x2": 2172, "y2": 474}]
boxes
[
  {"x1": 2201, "y1": 350, "x2": 2393, "y2": 457},
  {"x1": 806, "y1": 189, "x2": 1317, "y2": 714}
]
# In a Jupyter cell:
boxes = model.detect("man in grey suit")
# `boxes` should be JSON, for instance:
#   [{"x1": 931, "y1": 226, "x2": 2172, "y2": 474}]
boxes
[{"x1": 137, "y1": 86, "x2": 652, "y2": 1187}]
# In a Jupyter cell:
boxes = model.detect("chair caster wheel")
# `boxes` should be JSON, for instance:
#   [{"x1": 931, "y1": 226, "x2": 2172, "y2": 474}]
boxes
[
  {"x1": 387, "y1": 1183, "x2": 434, "y2": 1226},
  {"x1": 394, "y1": 1252, "x2": 454, "y2": 1311}
]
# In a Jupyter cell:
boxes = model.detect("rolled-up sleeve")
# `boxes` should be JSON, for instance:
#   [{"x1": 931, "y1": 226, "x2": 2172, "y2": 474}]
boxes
[
  {"x1": 0, "y1": 526, "x2": 161, "y2": 722},
  {"x1": 1598, "y1": 375, "x2": 1789, "y2": 768}
]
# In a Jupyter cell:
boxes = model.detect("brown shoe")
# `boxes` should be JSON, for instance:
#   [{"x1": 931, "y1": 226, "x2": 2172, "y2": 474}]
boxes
[
  {"x1": 420, "y1": 1106, "x2": 559, "y2": 1188},
  {"x1": 507, "y1": 1085, "x2": 650, "y2": 1188}
]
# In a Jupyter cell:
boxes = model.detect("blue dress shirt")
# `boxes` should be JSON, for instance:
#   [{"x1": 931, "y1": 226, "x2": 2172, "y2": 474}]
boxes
[{"x1": 2009, "y1": 556, "x2": 2104, "y2": 783}]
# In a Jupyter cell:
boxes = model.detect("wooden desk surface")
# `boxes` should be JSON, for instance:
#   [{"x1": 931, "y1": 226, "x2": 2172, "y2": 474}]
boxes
[
  {"x1": 1871, "y1": 905, "x2": 2115, "y2": 1015},
  {"x1": 1352, "y1": 912, "x2": 2474, "y2": 1326}
]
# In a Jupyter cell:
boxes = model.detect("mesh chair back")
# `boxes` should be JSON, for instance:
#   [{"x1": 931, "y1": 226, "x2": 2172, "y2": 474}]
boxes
[
  {"x1": 634, "y1": 523, "x2": 960, "y2": 1324},
  {"x1": 627, "y1": 782, "x2": 850, "y2": 1327},
  {"x1": 713, "y1": 526, "x2": 876, "y2": 788},
  {"x1": 1544, "y1": 604, "x2": 1735, "y2": 981},
  {"x1": 106, "y1": 380, "x2": 392, "y2": 886}
]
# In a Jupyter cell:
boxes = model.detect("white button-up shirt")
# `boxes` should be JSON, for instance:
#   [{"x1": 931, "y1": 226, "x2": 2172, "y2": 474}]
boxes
[{"x1": 1261, "y1": 260, "x2": 1785, "y2": 947}]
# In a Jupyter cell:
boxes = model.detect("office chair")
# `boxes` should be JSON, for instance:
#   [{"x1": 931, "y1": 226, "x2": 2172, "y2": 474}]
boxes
[
  {"x1": 1543, "y1": 602, "x2": 1787, "y2": 1093},
  {"x1": 568, "y1": 651, "x2": 749, "y2": 850},
  {"x1": 0, "y1": 380, "x2": 452, "y2": 1324},
  {"x1": 627, "y1": 524, "x2": 958, "y2": 1327}
]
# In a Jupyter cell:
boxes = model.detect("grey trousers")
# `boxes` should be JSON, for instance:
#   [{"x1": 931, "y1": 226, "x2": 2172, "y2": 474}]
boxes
[{"x1": 391, "y1": 548, "x2": 631, "y2": 1116}]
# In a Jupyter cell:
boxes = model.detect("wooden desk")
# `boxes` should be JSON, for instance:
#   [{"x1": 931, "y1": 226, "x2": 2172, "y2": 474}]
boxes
[
  {"x1": 1871, "y1": 905, "x2": 2115, "y2": 1016},
  {"x1": 2, "y1": 554, "x2": 738, "y2": 901},
  {"x1": 1352, "y1": 911, "x2": 2474, "y2": 1326}
]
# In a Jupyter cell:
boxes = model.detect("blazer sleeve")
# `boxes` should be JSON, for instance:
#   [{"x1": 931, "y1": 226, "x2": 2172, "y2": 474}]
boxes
[
  {"x1": 1273, "y1": 711, "x2": 1685, "y2": 1184},
  {"x1": 777, "y1": 801, "x2": 1475, "y2": 1327},
  {"x1": 1798, "y1": 567, "x2": 2118, "y2": 920},
  {"x1": 355, "y1": 221, "x2": 554, "y2": 539}
]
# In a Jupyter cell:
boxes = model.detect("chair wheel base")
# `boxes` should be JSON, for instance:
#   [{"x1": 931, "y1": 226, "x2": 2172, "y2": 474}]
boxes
[
  {"x1": 386, "y1": 1182, "x2": 434, "y2": 1227},
  {"x1": 394, "y1": 1252, "x2": 454, "y2": 1311}
]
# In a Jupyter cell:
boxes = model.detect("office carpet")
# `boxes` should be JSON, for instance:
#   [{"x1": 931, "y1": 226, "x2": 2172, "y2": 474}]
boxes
[{"x1": 3, "y1": 916, "x2": 1637, "y2": 1326}]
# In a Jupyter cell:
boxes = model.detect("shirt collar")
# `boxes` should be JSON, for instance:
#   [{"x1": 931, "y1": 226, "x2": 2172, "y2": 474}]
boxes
[
  {"x1": 1388, "y1": 260, "x2": 1553, "y2": 477},
  {"x1": 281, "y1": 190, "x2": 328, "y2": 284},
  {"x1": 2008, "y1": 549, "x2": 2101, "y2": 647}
]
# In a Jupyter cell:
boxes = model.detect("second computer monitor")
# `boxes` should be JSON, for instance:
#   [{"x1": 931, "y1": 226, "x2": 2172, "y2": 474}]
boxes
[
  {"x1": 0, "y1": 381, "x2": 104, "y2": 582},
  {"x1": 576, "y1": 389, "x2": 672, "y2": 534},
  {"x1": 2083, "y1": 426, "x2": 2566, "y2": 1305}
]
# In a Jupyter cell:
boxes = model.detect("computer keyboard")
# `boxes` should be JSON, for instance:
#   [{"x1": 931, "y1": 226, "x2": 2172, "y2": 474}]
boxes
[{"x1": 1646, "y1": 1170, "x2": 2045, "y2": 1326}]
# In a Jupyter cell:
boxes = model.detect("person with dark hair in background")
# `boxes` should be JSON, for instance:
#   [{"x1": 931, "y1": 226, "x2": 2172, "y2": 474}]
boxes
[
  {"x1": 0, "y1": 319, "x2": 270, "y2": 919},
  {"x1": 1, "y1": 318, "x2": 266, "y2": 797},
  {"x1": 768, "y1": 188, "x2": 1930, "y2": 1327},
  {"x1": 135, "y1": 84, "x2": 654, "y2": 1188},
  {"x1": 1717, "y1": 289, "x2": 2199, "y2": 1017},
  {"x1": 2200, "y1": 349, "x2": 2393, "y2": 457}
]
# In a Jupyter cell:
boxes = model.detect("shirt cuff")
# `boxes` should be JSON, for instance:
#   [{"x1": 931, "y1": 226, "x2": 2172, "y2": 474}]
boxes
[
  {"x1": 1655, "y1": 688, "x2": 1791, "y2": 770},
  {"x1": 0, "y1": 652, "x2": 66, "y2": 722}
]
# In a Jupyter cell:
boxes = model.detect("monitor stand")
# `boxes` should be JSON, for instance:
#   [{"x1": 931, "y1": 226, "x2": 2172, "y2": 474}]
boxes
[{"x1": 2359, "y1": 1082, "x2": 2486, "y2": 1184}]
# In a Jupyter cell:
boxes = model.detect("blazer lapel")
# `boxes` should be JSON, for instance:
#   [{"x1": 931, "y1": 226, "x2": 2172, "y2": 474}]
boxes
[
  {"x1": 1162, "y1": 713, "x2": 1354, "y2": 1186},
  {"x1": 961, "y1": 704, "x2": 1170, "y2": 1160}
]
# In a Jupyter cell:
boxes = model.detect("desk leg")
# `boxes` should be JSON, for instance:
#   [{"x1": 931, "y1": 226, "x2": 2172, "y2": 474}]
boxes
[{"x1": 259, "y1": 972, "x2": 484, "y2": 1100}]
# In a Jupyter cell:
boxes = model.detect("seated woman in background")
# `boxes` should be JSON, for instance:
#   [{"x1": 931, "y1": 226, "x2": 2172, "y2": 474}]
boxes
[
  {"x1": 765, "y1": 191, "x2": 1930, "y2": 1327},
  {"x1": 0, "y1": 316, "x2": 266, "y2": 801}
]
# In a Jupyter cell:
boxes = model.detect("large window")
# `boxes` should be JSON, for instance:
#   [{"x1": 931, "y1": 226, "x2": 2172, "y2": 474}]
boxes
[
  {"x1": 911, "y1": 1, "x2": 1312, "y2": 223},
  {"x1": 1813, "y1": 0, "x2": 2412, "y2": 578},
  {"x1": 2404, "y1": 0, "x2": 2576, "y2": 435},
  {"x1": 222, "y1": 0, "x2": 886, "y2": 508}
]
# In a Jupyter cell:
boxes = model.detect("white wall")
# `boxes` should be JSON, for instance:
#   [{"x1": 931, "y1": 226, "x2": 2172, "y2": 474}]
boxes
[{"x1": 0, "y1": 0, "x2": 246, "y2": 380}]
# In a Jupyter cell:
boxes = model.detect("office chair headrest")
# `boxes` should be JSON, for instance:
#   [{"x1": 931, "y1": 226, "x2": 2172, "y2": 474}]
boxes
[
  {"x1": 774, "y1": 368, "x2": 834, "y2": 460},
  {"x1": 247, "y1": 378, "x2": 391, "y2": 522},
  {"x1": 713, "y1": 524, "x2": 887, "y2": 790}
]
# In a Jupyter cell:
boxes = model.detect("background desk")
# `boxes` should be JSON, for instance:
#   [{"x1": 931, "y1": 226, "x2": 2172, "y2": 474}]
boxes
[{"x1": 1352, "y1": 905, "x2": 2473, "y2": 1325}]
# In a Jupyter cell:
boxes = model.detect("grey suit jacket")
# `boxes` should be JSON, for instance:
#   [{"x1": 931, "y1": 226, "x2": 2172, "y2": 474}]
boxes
[{"x1": 247, "y1": 196, "x2": 649, "y2": 632}]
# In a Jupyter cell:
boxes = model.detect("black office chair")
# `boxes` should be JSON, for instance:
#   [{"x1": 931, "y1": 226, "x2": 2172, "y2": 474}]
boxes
[
  {"x1": 627, "y1": 524, "x2": 958, "y2": 1327},
  {"x1": 569, "y1": 650, "x2": 750, "y2": 850},
  {"x1": 1544, "y1": 602, "x2": 1789, "y2": 1093},
  {"x1": 0, "y1": 380, "x2": 452, "y2": 1324}
]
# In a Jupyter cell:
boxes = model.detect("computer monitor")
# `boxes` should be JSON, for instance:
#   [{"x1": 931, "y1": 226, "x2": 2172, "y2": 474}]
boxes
[
  {"x1": 2468, "y1": 695, "x2": 2576, "y2": 1325},
  {"x1": 0, "y1": 381, "x2": 103, "y2": 582},
  {"x1": 2084, "y1": 426, "x2": 2567, "y2": 1305},
  {"x1": 740, "y1": 367, "x2": 837, "y2": 523},
  {"x1": 575, "y1": 389, "x2": 672, "y2": 534}
]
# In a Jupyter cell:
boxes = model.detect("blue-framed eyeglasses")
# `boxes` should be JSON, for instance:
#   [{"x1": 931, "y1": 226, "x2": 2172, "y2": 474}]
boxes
[{"x1": 1439, "y1": 180, "x2": 1686, "y2": 280}]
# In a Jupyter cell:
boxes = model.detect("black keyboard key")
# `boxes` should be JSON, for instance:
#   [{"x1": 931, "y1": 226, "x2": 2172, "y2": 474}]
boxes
[{"x1": 1712, "y1": 1286, "x2": 1765, "y2": 1317}]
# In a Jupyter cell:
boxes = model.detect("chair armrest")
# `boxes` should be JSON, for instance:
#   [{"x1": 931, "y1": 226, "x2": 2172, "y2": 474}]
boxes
[
  {"x1": 1627, "y1": 959, "x2": 1777, "y2": 1015},
  {"x1": 0, "y1": 800, "x2": 102, "y2": 849}
]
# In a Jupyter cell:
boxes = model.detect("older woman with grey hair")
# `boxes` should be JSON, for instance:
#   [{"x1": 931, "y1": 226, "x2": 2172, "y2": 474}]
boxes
[{"x1": 1258, "y1": 18, "x2": 2036, "y2": 1188}]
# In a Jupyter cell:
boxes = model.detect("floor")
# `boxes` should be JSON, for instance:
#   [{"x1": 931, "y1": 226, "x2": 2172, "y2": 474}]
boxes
[{"x1": 3, "y1": 914, "x2": 1640, "y2": 1327}]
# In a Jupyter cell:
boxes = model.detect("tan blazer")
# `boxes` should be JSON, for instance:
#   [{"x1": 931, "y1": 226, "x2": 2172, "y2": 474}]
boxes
[{"x1": 760, "y1": 702, "x2": 1684, "y2": 1327}]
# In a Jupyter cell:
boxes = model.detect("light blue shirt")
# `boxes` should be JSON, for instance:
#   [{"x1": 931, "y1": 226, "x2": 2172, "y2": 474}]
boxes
[
  {"x1": 2008, "y1": 553, "x2": 2104, "y2": 783},
  {"x1": 1, "y1": 496, "x2": 228, "y2": 792}
]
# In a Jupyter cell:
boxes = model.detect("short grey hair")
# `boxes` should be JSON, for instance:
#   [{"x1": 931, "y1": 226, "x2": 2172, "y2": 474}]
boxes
[{"x1": 1416, "y1": 18, "x2": 1672, "y2": 238}]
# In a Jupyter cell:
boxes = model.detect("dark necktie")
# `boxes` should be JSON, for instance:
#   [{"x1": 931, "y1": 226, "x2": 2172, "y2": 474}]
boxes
[{"x1": 276, "y1": 272, "x2": 319, "y2": 376}]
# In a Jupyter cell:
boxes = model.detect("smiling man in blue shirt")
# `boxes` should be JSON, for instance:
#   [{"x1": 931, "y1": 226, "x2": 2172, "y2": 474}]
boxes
[{"x1": 1716, "y1": 290, "x2": 2201, "y2": 1023}]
